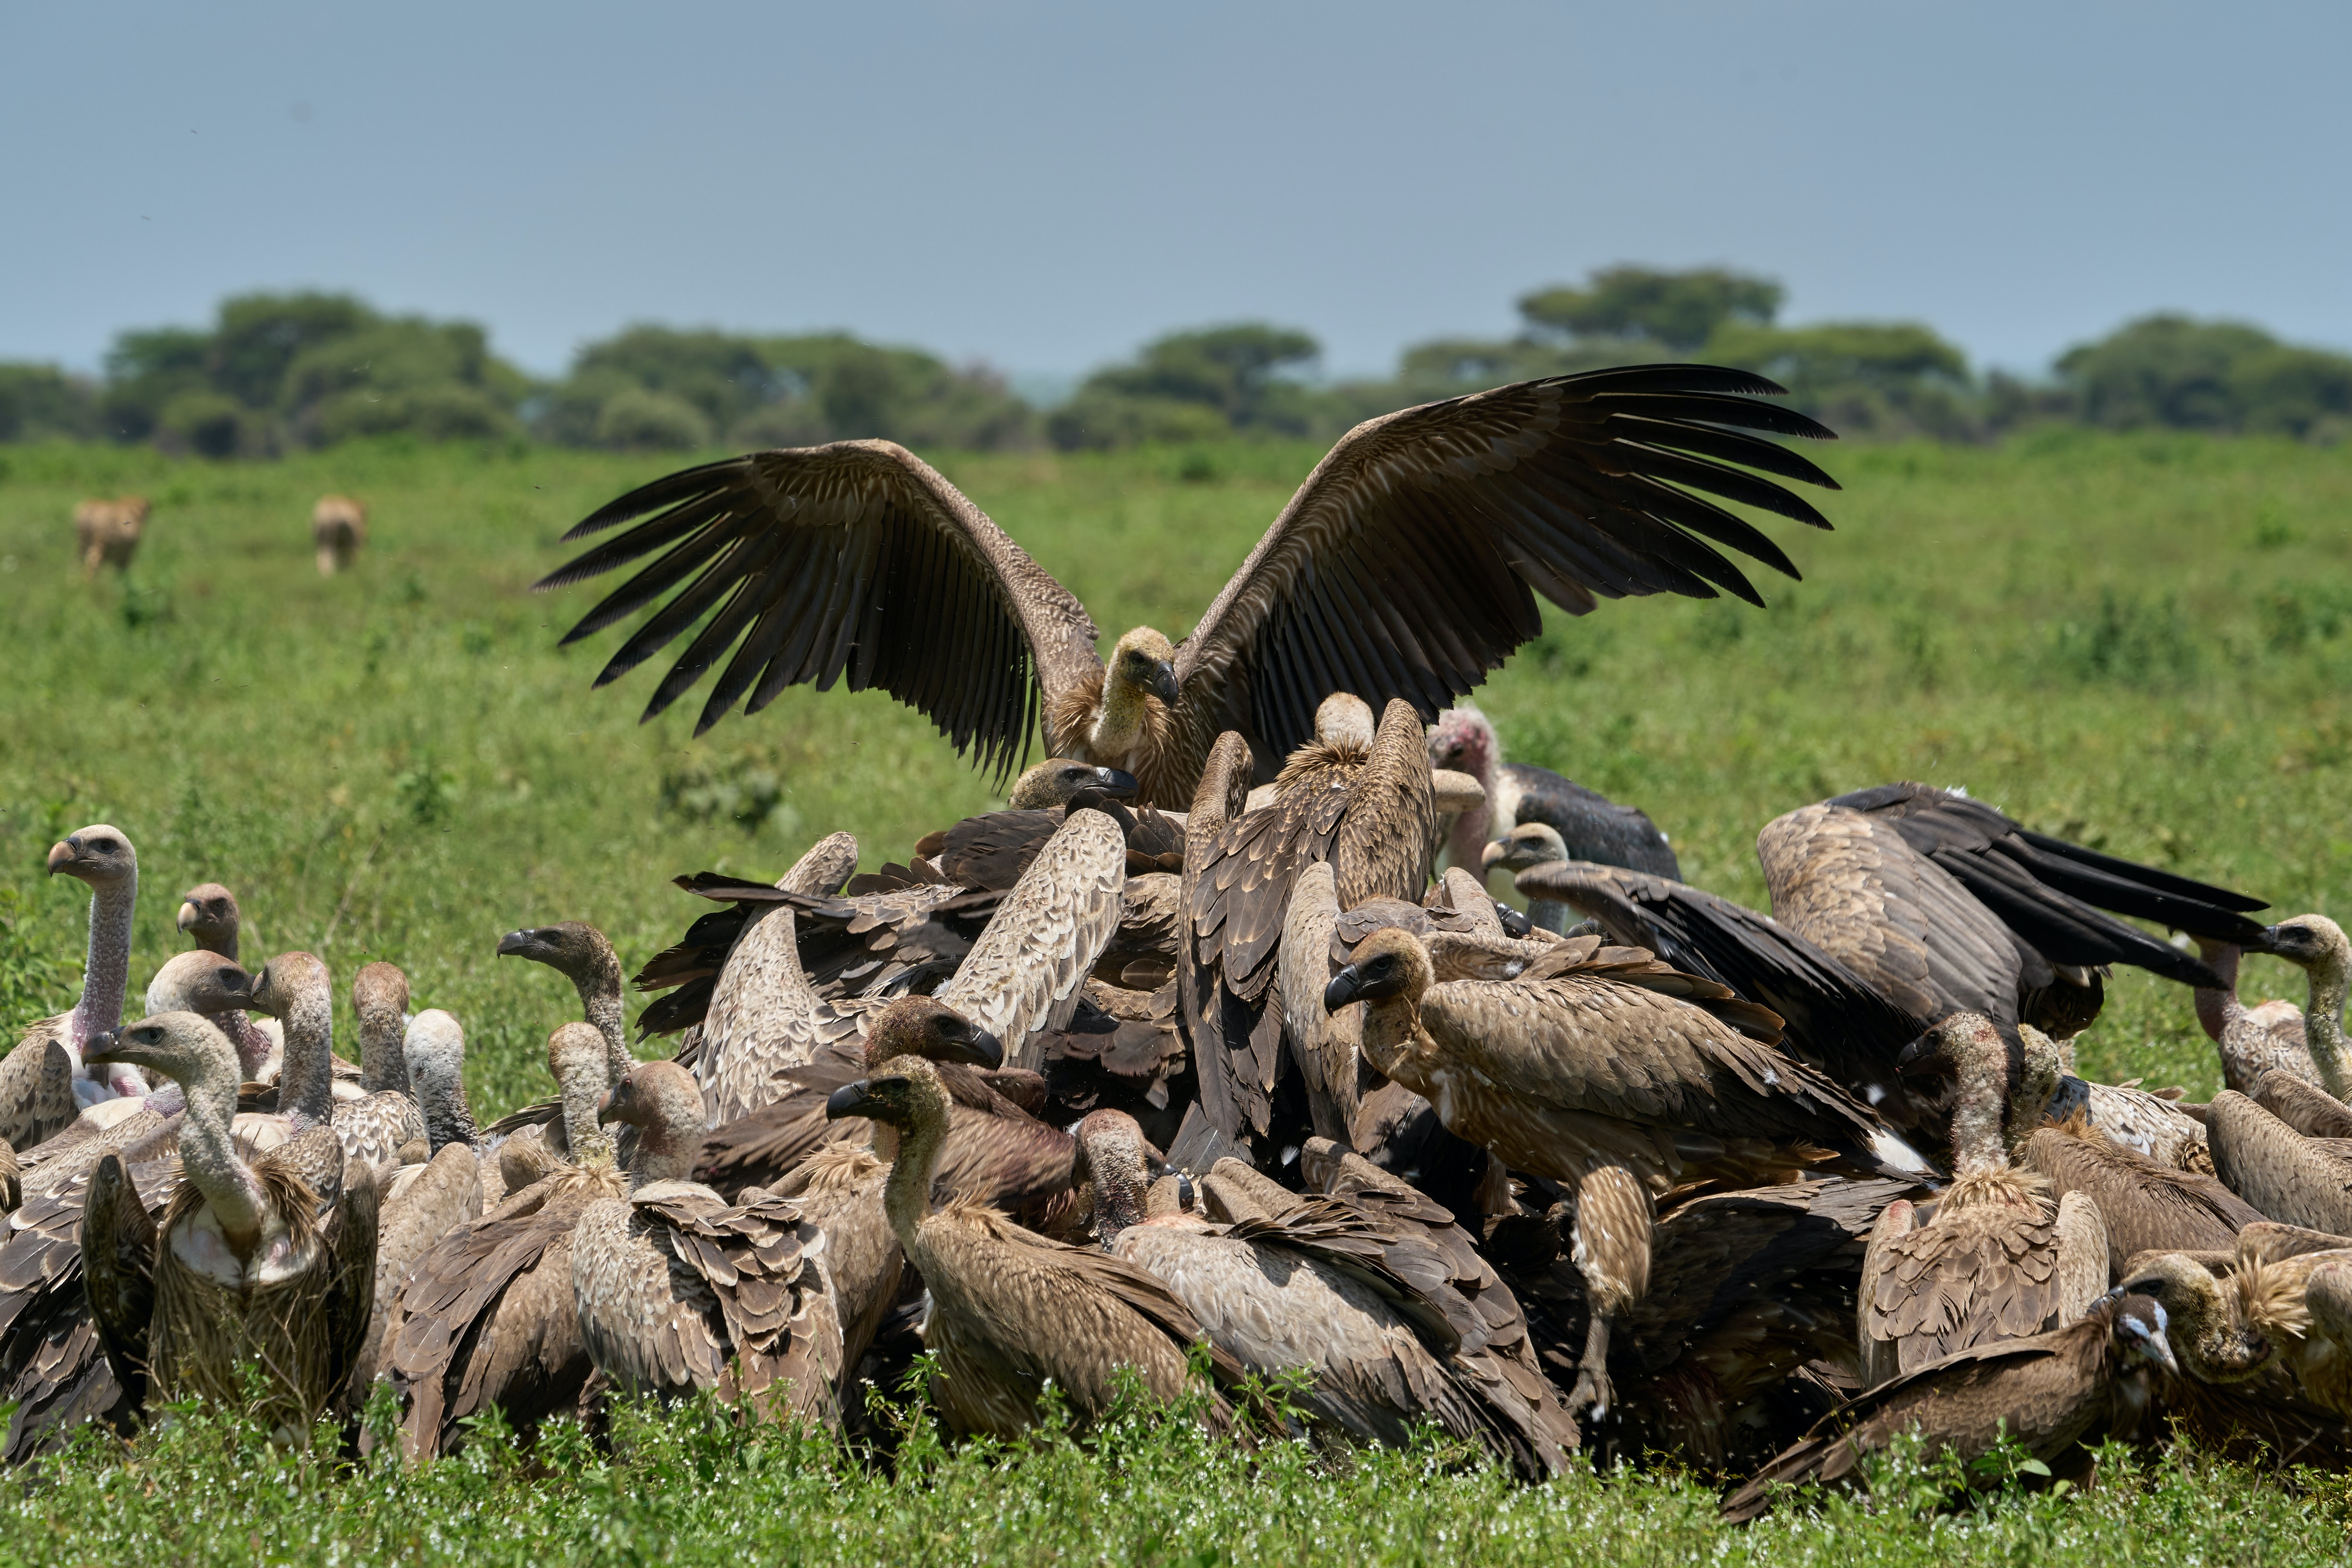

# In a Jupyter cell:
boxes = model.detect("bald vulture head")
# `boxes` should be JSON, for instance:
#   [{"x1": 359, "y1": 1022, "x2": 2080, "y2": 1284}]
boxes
[
  {"x1": 1008, "y1": 760, "x2": 1141, "y2": 810},
  {"x1": 1314, "y1": 693, "x2": 1376, "y2": 752},
  {"x1": 144, "y1": 950, "x2": 255, "y2": 1019},
  {"x1": 1109, "y1": 627, "x2": 1181, "y2": 707},
  {"x1": 177, "y1": 883, "x2": 244, "y2": 959},
  {"x1": 2258, "y1": 913, "x2": 2349, "y2": 977},
  {"x1": 83, "y1": 1011, "x2": 239, "y2": 1097},
  {"x1": 47, "y1": 824, "x2": 135, "y2": 888},
  {"x1": 861, "y1": 996, "x2": 1004, "y2": 1072},
  {"x1": 1482, "y1": 822, "x2": 1568, "y2": 877},
  {"x1": 495, "y1": 921, "x2": 618, "y2": 984},
  {"x1": 1426, "y1": 705, "x2": 1498, "y2": 786}
]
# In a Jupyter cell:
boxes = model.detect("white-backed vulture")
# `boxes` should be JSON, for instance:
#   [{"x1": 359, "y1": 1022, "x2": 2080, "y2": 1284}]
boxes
[
  {"x1": 175, "y1": 883, "x2": 245, "y2": 962},
  {"x1": 1082, "y1": 1110, "x2": 1574, "y2": 1476},
  {"x1": 72, "y1": 497, "x2": 148, "y2": 577},
  {"x1": 377, "y1": 1023, "x2": 623, "y2": 1460},
  {"x1": 242, "y1": 953, "x2": 422, "y2": 1168},
  {"x1": 2023, "y1": 1111, "x2": 2259, "y2": 1278},
  {"x1": 1858, "y1": 1014, "x2": 2110, "y2": 1385},
  {"x1": 571, "y1": 1061, "x2": 840, "y2": 1422},
  {"x1": 538, "y1": 367, "x2": 1840, "y2": 803},
  {"x1": 1428, "y1": 704, "x2": 1680, "y2": 886},
  {"x1": 312, "y1": 494, "x2": 367, "y2": 575},
  {"x1": 6, "y1": 826, "x2": 149, "y2": 1122},
  {"x1": 1182, "y1": 702, "x2": 1435, "y2": 1162},
  {"x1": 1323, "y1": 925, "x2": 1927, "y2": 1416},
  {"x1": 81, "y1": 1013, "x2": 376, "y2": 1439},
  {"x1": 2205, "y1": 1091, "x2": 2352, "y2": 1236},
  {"x1": 824, "y1": 1055, "x2": 1244, "y2": 1438},
  {"x1": 2194, "y1": 936, "x2": 2321, "y2": 1091},
  {"x1": 1721, "y1": 1289, "x2": 2179, "y2": 1521},
  {"x1": 2255, "y1": 915, "x2": 2351, "y2": 1100},
  {"x1": 494, "y1": 921, "x2": 634, "y2": 1094}
]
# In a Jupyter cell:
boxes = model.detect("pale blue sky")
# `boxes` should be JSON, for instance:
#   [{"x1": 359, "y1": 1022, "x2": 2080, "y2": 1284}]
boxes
[{"x1": 4, "y1": 2, "x2": 2346, "y2": 386}]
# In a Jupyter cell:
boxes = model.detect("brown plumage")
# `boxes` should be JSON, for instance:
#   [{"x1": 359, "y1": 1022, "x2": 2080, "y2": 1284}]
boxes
[
  {"x1": 2254, "y1": 1067, "x2": 2352, "y2": 1140},
  {"x1": 904, "y1": 760, "x2": 1177, "y2": 891},
  {"x1": 1183, "y1": 701, "x2": 1436, "y2": 1159},
  {"x1": 572, "y1": 1061, "x2": 841, "y2": 1422},
  {"x1": 80, "y1": 1013, "x2": 377, "y2": 1438},
  {"x1": 73, "y1": 496, "x2": 148, "y2": 577},
  {"x1": 2206, "y1": 1090, "x2": 2352, "y2": 1236},
  {"x1": 2022, "y1": 1114, "x2": 2262, "y2": 1277},
  {"x1": 175, "y1": 883, "x2": 245, "y2": 962},
  {"x1": 539, "y1": 369, "x2": 1841, "y2": 802},
  {"x1": 825, "y1": 1055, "x2": 1242, "y2": 1438},
  {"x1": 312, "y1": 494, "x2": 366, "y2": 575},
  {"x1": 1722, "y1": 1289, "x2": 2179, "y2": 1521},
  {"x1": 2195, "y1": 938, "x2": 2321, "y2": 1091},
  {"x1": 377, "y1": 1023, "x2": 623, "y2": 1459}
]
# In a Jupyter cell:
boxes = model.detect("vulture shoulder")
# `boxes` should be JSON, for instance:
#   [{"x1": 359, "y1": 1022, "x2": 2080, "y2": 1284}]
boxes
[
  {"x1": 1173, "y1": 366, "x2": 1837, "y2": 771},
  {"x1": 537, "y1": 440, "x2": 1102, "y2": 778},
  {"x1": 936, "y1": 810, "x2": 1128, "y2": 1067}
]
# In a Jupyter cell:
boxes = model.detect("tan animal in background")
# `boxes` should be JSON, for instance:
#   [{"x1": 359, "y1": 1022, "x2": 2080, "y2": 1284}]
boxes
[
  {"x1": 71, "y1": 497, "x2": 150, "y2": 577},
  {"x1": 312, "y1": 495, "x2": 367, "y2": 575}
]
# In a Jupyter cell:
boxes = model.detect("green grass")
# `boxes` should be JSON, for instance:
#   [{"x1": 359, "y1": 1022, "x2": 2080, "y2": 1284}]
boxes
[{"x1": 2, "y1": 430, "x2": 2350, "y2": 1559}]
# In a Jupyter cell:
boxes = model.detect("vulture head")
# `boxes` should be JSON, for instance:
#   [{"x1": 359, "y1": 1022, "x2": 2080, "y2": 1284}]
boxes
[
  {"x1": 596, "y1": 1058, "x2": 702, "y2": 1134},
  {"x1": 1425, "y1": 706, "x2": 1498, "y2": 787},
  {"x1": 1072, "y1": 1108, "x2": 1154, "y2": 1242},
  {"x1": 1898, "y1": 1012, "x2": 2033, "y2": 1180},
  {"x1": 353, "y1": 960, "x2": 410, "y2": 1031},
  {"x1": 1314, "y1": 692, "x2": 1376, "y2": 752},
  {"x1": 2101, "y1": 1290, "x2": 2183, "y2": 1378},
  {"x1": 1323, "y1": 926, "x2": 1437, "y2": 1014},
  {"x1": 863, "y1": 996, "x2": 1005, "y2": 1073},
  {"x1": 245, "y1": 952, "x2": 329, "y2": 1022},
  {"x1": 825, "y1": 1052, "x2": 952, "y2": 1133},
  {"x1": 84, "y1": 1011, "x2": 238, "y2": 1094},
  {"x1": 1009, "y1": 760, "x2": 1140, "y2": 810},
  {"x1": 2256, "y1": 913, "x2": 2349, "y2": 977},
  {"x1": 1482, "y1": 822, "x2": 1568, "y2": 877},
  {"x1": 177, "y1": 882, "x2": 243, "y2": 956},
  {"x1": 1110, "y1": 626, "x2": 1181, "y2": 708},
  {"x1": 403, "y1": 1009, "x2": 467, "y2": 1107},
  {"x1": 144, "y1": 950, "x2": 255, "y2": 1019},
  {"x1": 2115, "y1": 1252, "x2": 2273, "y2": 1382},
  {"x1": 46, "y1": 824, "x2": 135, "y2": 888},
  {"x1": 495, "y1": 921, "x2": 616, "y2": 981}
]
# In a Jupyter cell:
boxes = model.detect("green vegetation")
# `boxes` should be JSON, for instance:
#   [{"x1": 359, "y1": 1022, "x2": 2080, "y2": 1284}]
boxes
[{"x1": 0, "y1": 430, "x2": 2348, "y2": 1558}]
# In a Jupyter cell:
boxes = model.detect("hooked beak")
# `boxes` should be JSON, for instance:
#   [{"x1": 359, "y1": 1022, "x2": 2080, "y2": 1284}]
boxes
[
  {"x1": 595, "y1": 1086, "x2": 620, "y2": 1126},
  {"x1": 1093, "y1": 768, "x2": 1140, "y2": 800},
  {"x1": 1148, "y1": 661, "x2": 1180, "y2": 707},
  {"x1": 943, "y1": 1026, "x2": 1004, "y2": 1072},
  {"x1": 1895, "y1": 1029, "x2": 1947, "y2": 1076},
  {"x1": 1323, "y1": 966, "x2": 1365, "y2": 1014},
  {"x1": 176, "y1": 900, "x2": 199, "y2": 933},
  {"x1": 826, "y1": 1080, "x2": 885, "y2": 1121},
  {"x1": 495, "y1": 930, "x2": 534, "y2": 958},
  {"x1": 2136, "y1": 1321, "x2": 2181, "y2": 1377},
  {"x1": 46, "y1": 841, "x2": 74, "y2": 874},
  {"x1": 1479, "y1": 840, "x2": 1511, "y2": 873},
  {"x1": 81, "y1": 1029, "x2": 123, "y2": 1066}
]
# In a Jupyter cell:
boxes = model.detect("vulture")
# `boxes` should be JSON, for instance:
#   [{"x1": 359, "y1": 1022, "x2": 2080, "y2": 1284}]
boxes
[
  {"x1": 1181, "y1": 702, "x2": 1435, "y2": 1163},
  {"x1": 175, "y1": 883, "x2": 248, "y2": 962},
  {"x1": 2117, "y1": 1247, "x2": 2352, "y2": 1463},
  {"x1": 536, "y1": 367, "x2": 1841, "y2": 804},
  {"x1": 2193, "y1": 935, "x2": 2319, "y2": 1092},
  {"x1": 2205, "y1": 1091, "x2": 2352, "y2": 1237},
  {"x1": 1322, "y1": 925, "x2": 1928, "y2": 1417},
  {"x1": 343, "y1": 962, "x2": 426, "y2": 1159},
  {"x1": 4, "y1": 825, "x2": 148, "y2": 1125},
  {"x1": 495, "y1": 921, "x2": 634, "y2": 1091},
  {"x1": 376, "y1": 1022, "x2": 624, "y2": 1460},
  {"x1": 242, "y1": 953, "x2": 423, "y2": 1169},
  {"x1": 2254, "y1": 1068, "x2": 2352, "y2": 1141},
  {"x1": 81, "y1": 1013, "x2": 376, "y2": 1439},
  {"x1": 2254, "y1": 915, "x2": 2350, "y2": 1101},
  {"x1": 1081, "y1": 1110, "x2": 1576, "y2": 1477},
  {"x1": 1859, "y1": 1014, "x2": 2110, "y2": 1384},
  {"x1": 1759, "y1": 784, "x2": 2267, "y2": 1051},
  {"x1": 1427, "y1": 704, "x2": 1681, "y2": 885},
  {"x1": 1481, "y1": 824, "x2": 1581, "y2": 932},
  {"x1": 572, "y1": 1061, "x2": 840, "y2": 1422},
  {"x1": 886, "y1": 758, "x2": 1158, "y2": 892},
  {"x1": 1721, "y1": 1289, "x2": 2179, "y2": 1521},
  {"x1": 824, "y1": 1055, "x2": 1244, "y2": 1438}
]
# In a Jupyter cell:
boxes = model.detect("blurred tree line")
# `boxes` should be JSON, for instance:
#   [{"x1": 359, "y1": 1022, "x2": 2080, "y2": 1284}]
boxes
[{"x1": 5, "y1": 273, "x2": 2348, "y2": 454}]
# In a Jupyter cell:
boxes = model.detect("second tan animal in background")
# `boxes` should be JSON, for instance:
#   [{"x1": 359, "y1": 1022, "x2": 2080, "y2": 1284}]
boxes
[
  {"x1": 72, "y1": 498, "x2": 150, "y2": 577},
  {"x1": 312, "y1": 495, "x2": 367, "y2": 575}
]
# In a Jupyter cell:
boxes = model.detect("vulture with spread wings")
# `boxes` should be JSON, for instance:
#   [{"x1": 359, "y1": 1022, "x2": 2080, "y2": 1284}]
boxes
[{"x1": 537, "y1": 366, "x2": 1839, "y2": 804}]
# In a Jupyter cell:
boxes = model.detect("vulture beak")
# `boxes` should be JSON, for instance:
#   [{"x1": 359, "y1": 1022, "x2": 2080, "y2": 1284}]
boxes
[
  {"x1": 1494, "y1": 903, "x2": 1533, "y2": 939},
  {"x1": 1148, "y1": 661, "x2": 1180, "y2": 706},
  {"x1": 176, "y1": 900, "x2": 200, "y2": 934},
  {"x1": 826, "y1": 1080, "x2": 884, "y2": 1121},
  {"x1": 45, "y1": 840, "x2": 75, "y2": 874},
  {"x1": 1894, "y1": 1029, "x2": 1947, "y2": 1076},
  {"x1": 81, "y1": 1030, "x2": 122, "y2": 1065},
  {"x1": 1094, "y1": 768, "x2": 1140, "y2": 800},
  {"x1": 2122, "y1": 1300, "x2": 2182, "y2": 1376},
  {"x1": 495, "y1": 930, "x2": 536, "y2": 957},
  {"x1": 1479, "y1": 840, "x2": 1511, "y2": 873},
  {"x1": 1323, "y1": 966, "x2": 1366, "y2": 1013},
  {"x1": 595, "y1": 1086, "x2": 621, "y2": 1126},
  {"x1": 943, "y1": 1026, "x2": 1005, "y2": 1071}
]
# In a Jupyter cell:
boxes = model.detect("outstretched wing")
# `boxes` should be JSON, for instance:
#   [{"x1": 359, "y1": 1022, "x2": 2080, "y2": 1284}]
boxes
[
  {"x1": 538, "y1": 440, "x2": 1103, "y2": 781},
  {"x1": 1176, "y1": 366, "x2": 1838, "y2": 763}
]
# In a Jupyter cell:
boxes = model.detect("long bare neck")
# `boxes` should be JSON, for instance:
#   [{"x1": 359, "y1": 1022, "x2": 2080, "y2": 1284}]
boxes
[
  {"x1": 357, "y1": 1011, "x2": 408, "y2": 1096},
  {"x1": 1949, "y1": 1044, "x2": 2013, "y2": 1177},
  {"x1": 415, "y1": 1058, "x2": 478, "y2": 1153},
  {"x1": 2306, "y1": 948, "x2": 2350, "y2": 1097},
  {"x1": 572, "y1": 947, "x2": 632, "y2": 1087},
  {"x1": 882, "y1": 1105, "x2": 950, "y2": 1248},
  {"x1": 2193, "y1": 942, "x2": 2244, "y2": 1045},
  {"x1": 220, "y1": 1012, "x2": 274, "y2": 1078},
  {"x1": 1088, "y1": 670, "x2": 1154, "y2": 758},
  {"x1": 274, "y1": 982, "x2": 337, "y2": 1131},
  {"x1": 70, "y1": 874, "x2": 137, "y2": 1047},
  {"x1": 625, "y1": 1111, "x2": 699, "y2": 1190},
  {"x1": 559, "y1": 1064, "x2": 615, "y2": 1168},
  {"x1": 178, "y1": 1056, "x2": 270, "y2": 1253}
]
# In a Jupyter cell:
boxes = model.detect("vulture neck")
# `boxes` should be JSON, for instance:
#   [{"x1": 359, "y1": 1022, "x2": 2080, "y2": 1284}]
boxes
[
  {"x1": 1356, "y1": 994, "x2": 1437, "y2": 1095},
  {"x1": 559, "y1": 1061, "x2": 616, "y2": 1170},
  {"x1": 179, "y1": 1053, "x2": 271, "y2": 1257},
  {"x1": 1087, "y1": 666, "x2": 1161, "y2": 762},
  {"x1": 356, "y1": 1000, "x2": 410, "y2": 1097},
  {"x1": 70, "y1": 870, "x2": 137, "y2": 1059},
  {"x1": 273, "y1": 975, "x2": 338, "y2": 1133},
  {"x1": 1947, "y1": 1035, "x2": 2016, "y2": 1181},
  {"x1": 1441, "y1": 727, "x2": 1502, "y2": 874},
  {"x1": 413, "y1": 1052, "x2": 478, "y2": 1154},
  {"x1": 624, "y1": 1108, "x2": 699, "y2": 1192},
  {"x1": 881, "y1": 1102, "x2": 951, "y2": 1249},
  {"x1": 2300, "y1": 941, "x2": 2350, "y2": 1099},
  {"x1": 572, "y1": 939, "x2": 632, "y2": 1089},
  {"x1": 220, "y1": 1012, "x2": 275, "y2": 1080},
  {"x1": 2193, "y1": 941, "x2": 2245, "y2": 1046}
]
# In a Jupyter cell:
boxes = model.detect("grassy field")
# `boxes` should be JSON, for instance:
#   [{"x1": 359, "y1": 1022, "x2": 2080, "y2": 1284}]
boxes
[{"x1": 2, "y1": 428, "x2": 2350, "y2": 1559}]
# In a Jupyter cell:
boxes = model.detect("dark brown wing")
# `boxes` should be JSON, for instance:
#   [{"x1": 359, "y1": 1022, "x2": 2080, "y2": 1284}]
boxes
[
  {"x1": 322, "y1": 1166, "x2": 380, "y2": 1401},
  {"x1": 636, "y1": 1188, "x2": 842, "y2": 1421},
  {"x1": 538, "y1": 441, "x2": 1102, "y2": 782},
  {"x1": 1175, "y1": 366, "x2": 1836, "y2": 765},
  {"x1": 77, "y1": 1154, "x2": 157, "y2": 1410}
]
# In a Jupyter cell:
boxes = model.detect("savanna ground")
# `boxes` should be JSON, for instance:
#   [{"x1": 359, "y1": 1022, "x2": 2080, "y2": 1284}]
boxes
[{"x1": 0, "y1": 429, "x2": 2347, "y2": 1562}]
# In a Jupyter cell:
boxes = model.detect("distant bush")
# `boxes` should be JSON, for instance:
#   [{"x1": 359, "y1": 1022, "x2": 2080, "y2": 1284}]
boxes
[
  {"x1": 594, "y1": 386, "x2": 713, "y2": 452},
  {"x1": 2057, "y1": 314, "x2": 2352, "y2": 440},
  {"x1": 0, "y1": 363, "x2": 100, "y2": 441}
]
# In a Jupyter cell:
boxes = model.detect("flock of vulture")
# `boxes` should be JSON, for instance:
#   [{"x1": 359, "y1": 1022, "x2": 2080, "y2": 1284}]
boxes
[{"x1": 7, "y1": 365, "x2": 2349, "y2": 1520}]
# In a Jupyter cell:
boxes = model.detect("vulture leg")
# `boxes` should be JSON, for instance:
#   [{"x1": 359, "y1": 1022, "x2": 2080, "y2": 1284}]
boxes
[
  {"x1": 1565, "y1": 1163, "x2": 1651, "y2": 1418},
  {"x1": 81, "y1": 1153, "x2": 158, "y2": 1408}
]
